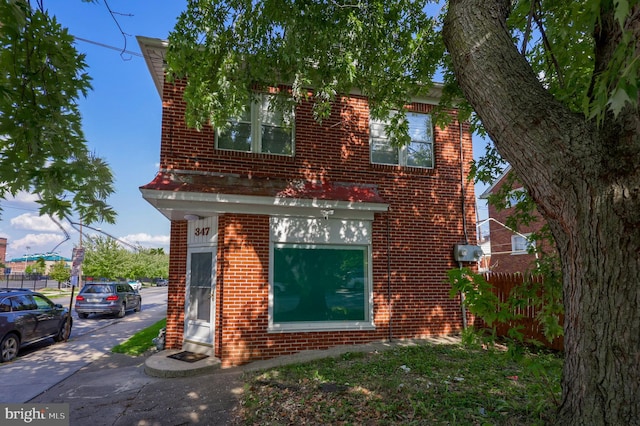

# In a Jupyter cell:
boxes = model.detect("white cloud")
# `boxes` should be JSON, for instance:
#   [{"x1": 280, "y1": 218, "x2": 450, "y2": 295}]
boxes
[
  {"x1": 6, "y1": 191, "x2": 39, "y2": 205},
  {"x1": 8, "y1": 233, "x2": 71, "y2": 258},
  {"x1": 121, "y1": 233, "x2": 170, "y2": 248},
  {"x1": 10, "y1": 213, "x2": 71, "y2": 232}
]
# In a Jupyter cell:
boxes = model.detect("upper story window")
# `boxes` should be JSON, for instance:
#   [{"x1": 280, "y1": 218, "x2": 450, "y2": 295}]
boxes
[
  {"x1": 512, "y1": 233, "x2": 535, "y2": 254},
  {"x1": 370, "y1": 111, "x2": 434, "y2": 168},
  {"x1": 216, "y1": 94, "x2": 294, "y2": 156}
]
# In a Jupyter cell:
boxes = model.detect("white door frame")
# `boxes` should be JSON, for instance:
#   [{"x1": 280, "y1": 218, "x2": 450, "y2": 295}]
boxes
[{"x1": 183, "y1": 216, "x2": 218, "y2": 355}]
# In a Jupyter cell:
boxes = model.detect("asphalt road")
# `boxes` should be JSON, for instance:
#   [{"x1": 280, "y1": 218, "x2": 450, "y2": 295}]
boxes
[{"x1": 0, "y1": 286, "x2": 168, "y2": 403}]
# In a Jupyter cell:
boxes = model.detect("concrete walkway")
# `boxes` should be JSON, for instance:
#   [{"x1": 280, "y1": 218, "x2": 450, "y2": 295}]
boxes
[{"x1": 25, "y1": 336, "x2": 461, "y2": 425}]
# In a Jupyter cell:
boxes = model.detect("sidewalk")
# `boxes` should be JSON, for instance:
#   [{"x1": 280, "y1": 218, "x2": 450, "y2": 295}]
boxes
[
  {"x1": 0, "y1": 301, "x2": 167, "y2": 404},
  {"x1": 28, "y1": 336, "x2": 460, "y2": 425},
  {"x1": 29, "y1": 351, "x2": 244, "y2": 426}
]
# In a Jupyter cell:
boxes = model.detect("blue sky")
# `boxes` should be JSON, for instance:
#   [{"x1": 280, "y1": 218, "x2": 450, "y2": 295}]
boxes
[{"x1": 1, "y1": 0, "x2": 488, "y2": 261}]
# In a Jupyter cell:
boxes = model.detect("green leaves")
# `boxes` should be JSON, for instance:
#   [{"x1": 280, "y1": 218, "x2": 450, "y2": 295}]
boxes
[
  {"x1": 0, "y1": 0, "x2": 115, "y2": 224},
  {"x1": 82, "y1": 236, "x2": 168, "y2": 280},
  {"x1": 49, "y1": 261, "x2": 71, "y2": 284},
  {"x1": 167, "y1": 0, "x2": 444, "y2": 131}
]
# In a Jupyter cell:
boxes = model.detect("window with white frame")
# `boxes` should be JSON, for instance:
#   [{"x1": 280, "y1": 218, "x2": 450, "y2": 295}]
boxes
[
  {"x1": 216, "y1": 94, "x2": 294, "y2": 155},
  {"x1": 370, "y1": 111, "x2": 434, "y2": 168},
  {"x1": 269, "y1": 217, "x2": 374, "y2": 332},
  {"x1": 511, "y1": 234, "x2": 535, "y2": 254}
]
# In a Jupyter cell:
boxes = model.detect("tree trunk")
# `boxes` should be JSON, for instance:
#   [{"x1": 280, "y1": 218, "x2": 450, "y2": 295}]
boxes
[{"x1": 444, "y1": 1, "x2": 640, "y2": 424}]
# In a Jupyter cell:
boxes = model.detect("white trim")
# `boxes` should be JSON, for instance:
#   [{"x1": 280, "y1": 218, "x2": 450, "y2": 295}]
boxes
[
  {"x1": 511, "y1": 233, "x2": 534, "y2": 254},
  {"x1": 479, "y1": 164, "x2": 512, "y2": 199},
  {"x1": 136, "y1": 35, "x2": 445, "y2": 105},
  {"x1": 269, "y1": 322, "x2": 376, "y2": 333},
  {"x1": 215, "y1": 94, "x2": 295, "y2": 156},
  {"x1": 184, "y1": 246, "x2": 217, "y2": 354},
  {"x1": 268, "y1": 217, "x2": 375, "y2": 333},
  {"x1": 270, "y1": 217, "x2": 371, "y2": 245},
  {"x1": 187, "y1": 216, "x2": 218, "y2": 245},
  {"x1": 370, "y1": 111, "x2": 435, "y2": 169},
  {"x1": 140, "y1": 188, "x2": 388, "y2": 221}
]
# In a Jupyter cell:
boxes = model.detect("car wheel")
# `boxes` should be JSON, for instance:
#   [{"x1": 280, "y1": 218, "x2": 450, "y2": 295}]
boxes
[
  {"x1": 116, "y1": 303, "x2": 126, "y2": 318},
  {"x1": 134, "y1": 299, "x2": 142, "y2": 312},
  {"x1": 54, "y1": 318, "x2": 72, "y2": 342},
  {"x1": 78, "y1": 313, "x2": 89, "y2": 319},
  {"x1": 1, "y1": 333, "x2": 20, "y2": 363}
]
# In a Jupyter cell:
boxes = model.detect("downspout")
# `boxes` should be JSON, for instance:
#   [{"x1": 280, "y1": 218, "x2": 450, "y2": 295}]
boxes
[
  {"x1": 217, "y1": 218, "x2": 224, "y2": 361},
  {"x1": 458, "y1": 261, "x2": 468, "y2": 330},
  {"x1": 386, "y1": 212, "x2": 393, "y2": 341},
  {"x1": 459, "y1": 121, "x2": 469, "y2": 245},
  {"x1": 459, "y1": 120, "x2": 468, "y2": 329}
]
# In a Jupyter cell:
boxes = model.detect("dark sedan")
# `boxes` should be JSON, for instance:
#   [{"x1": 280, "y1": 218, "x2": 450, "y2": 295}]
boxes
[
  {"x1": 75, "y1": 282, "x2": 142, "y2": 319},
  {"x1": 0, "y1": 289, "x2": 73, "y2": 362}
]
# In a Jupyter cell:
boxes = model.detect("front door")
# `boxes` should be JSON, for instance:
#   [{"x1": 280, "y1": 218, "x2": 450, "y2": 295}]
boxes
[{"x1": 184, "y1": 247, "x2": 216, "y2": 354}]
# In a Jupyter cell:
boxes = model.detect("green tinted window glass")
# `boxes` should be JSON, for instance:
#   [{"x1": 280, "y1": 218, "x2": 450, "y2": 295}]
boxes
[
  {"x1": 217, "y1": 109, "x2": 252, "y2": 152},
  {"x1": 273, "y1": 245, "x2": 367, "y2": 323}
]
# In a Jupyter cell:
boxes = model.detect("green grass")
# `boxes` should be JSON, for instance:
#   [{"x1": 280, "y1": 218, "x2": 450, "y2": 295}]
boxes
[
  {"x1": 237, "y1": 343, "x2": 562, "y2": 425},
  {"x1": 111, "y1": 318, "x2": 166, "y2": 356},
  {"x1": 38, "y1": 287, "x2": 74, "y2": 298}
]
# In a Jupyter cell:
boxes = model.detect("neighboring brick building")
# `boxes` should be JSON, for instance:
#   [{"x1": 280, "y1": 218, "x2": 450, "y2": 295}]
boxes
[
  {"x1": 138, "y1": 36, "x2": 478, "y2": 367},
  {"x1": 479, "y1": 166, "x2": 546, "y2": 274},
  {"x1": 5, "y1": 252, "x2": 71, "y2": 275},
  {"x1": 0, "y1": 238, "x2": 6, "y2": 274}
]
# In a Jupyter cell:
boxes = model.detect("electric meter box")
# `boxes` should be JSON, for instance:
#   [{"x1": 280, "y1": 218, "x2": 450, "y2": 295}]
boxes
[{"x1": 453, "y1": 244, "x2": 483, "y2": 262}]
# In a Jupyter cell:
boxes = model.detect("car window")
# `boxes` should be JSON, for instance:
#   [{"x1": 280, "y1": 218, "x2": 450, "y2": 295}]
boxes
[
  {"x1": 83, "y1": 285, "x2": 113, "y2": 294},
  {"x1": 11, "y1": 295, "x2": 37, "y2": 311},
  {"x1": 117, "y1": 285, "x2": 130, "y2": 292},
  {"x1": 0, "y1": 298, "x2": 11, "y2": 313},
  {"x1": 33, "y1": 295, "x2": 54, "y2": 310}
]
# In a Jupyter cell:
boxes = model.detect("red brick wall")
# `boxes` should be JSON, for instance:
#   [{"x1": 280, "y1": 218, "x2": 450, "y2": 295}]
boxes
[
  {"x1": 160, "y1": 80, "x2": 477, "y2": 366},
  {"x1": 486, "y1": 173, "x2": 544, "y2": 274},
  {"x1": 165, "y1": 220, "x2": 187, "y2": 349},
  {"x1": 0, "y1": 238, "x2": 6, "y2": 273}
]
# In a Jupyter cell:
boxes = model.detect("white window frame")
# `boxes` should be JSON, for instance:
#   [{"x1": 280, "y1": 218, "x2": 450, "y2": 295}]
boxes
[
  {"x1": 370, "y1": 111, "x2": 434, "y2": 168},
  {"x1": 216, "y1": 94, "x2": 294, "y2": 156},
  {"x1": 268, "y1": 217, "x2": 375, "y2": 333},
  {"x1": 511, "y1": 233, "x2": 535, "y2": 254}
]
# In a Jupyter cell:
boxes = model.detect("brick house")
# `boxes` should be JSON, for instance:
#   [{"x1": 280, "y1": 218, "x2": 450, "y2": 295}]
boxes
[
  {"x1": 479, "y1": 165, "x2": 546, "y2": 274},
  {"x1": 137, "y1": 36, "x2": 478, "y2": 367}
]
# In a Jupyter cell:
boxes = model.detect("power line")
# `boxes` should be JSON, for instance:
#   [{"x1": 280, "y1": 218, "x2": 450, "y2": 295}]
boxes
[{"x1": 73, "y1": 36, "x2": 143, "y2": 58}]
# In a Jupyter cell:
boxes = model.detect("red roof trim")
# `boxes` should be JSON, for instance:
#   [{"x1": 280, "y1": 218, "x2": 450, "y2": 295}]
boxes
[{"x1": 140, "y1": 172, "x2": 387, "y2": 204}]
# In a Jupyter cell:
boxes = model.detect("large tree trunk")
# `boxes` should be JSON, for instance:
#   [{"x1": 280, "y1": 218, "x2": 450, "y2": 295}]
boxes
[{"x1": 444, "y1": 1, "x2": 640, "y2": 424}]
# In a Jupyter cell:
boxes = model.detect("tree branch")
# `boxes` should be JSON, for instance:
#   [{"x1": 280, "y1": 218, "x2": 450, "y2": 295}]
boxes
[{"x1": 443, "y1": 0, "x2": 595, "y2": 225}]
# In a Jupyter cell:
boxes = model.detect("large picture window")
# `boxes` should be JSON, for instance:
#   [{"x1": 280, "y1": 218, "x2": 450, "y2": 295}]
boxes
[
  {"x1": 216, "y1": 94, "x2": 294, "y2": 156},
  {"x1": 269, "y1": 217, "x2": 374, "y2": 332},
  {"x1": 370, "y1": 112, "x2": 434, "y2": 168},
  {"x1": 273, "y1": 244, "x2": 367, "y2": 323}
]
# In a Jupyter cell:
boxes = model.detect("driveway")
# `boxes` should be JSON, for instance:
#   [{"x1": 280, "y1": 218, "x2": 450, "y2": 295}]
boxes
[{"x1": 0, "y1": 287, "x2": 168, "y2": 403}]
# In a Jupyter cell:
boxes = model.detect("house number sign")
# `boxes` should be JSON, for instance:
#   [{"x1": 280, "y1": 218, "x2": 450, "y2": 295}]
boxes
[
  {"x1": 194, "y1": 227, "x2": 211, "y2": 237},
  {"x1": 188, "y1": 216, "x2": 218, "y2": 245}
]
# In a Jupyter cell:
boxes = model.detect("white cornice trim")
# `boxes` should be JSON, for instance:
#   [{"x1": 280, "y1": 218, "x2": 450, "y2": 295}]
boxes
[{"x1": 140, "y1": 188, "x2": 389, "y2": 221}]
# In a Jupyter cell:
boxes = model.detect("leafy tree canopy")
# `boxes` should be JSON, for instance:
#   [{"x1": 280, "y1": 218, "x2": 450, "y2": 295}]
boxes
[
  {"x1": 81, "y1": 236, "x2": 168, "y2": 281},
  {"x1": 49, "y1": 260, "x2": 71, "y2": 284},
  {"x1": 167, "y1": 1, "x2": 640, "y2": 423},
  {"x1": 168, "y1": 0, "x2": 445, "y2": 147},
  {"x1": 168, "y1": 0, "x2": 638, "y2": 142},
  {"x1": 0, "y1": 0, "x2": 116, "y2": 224}
]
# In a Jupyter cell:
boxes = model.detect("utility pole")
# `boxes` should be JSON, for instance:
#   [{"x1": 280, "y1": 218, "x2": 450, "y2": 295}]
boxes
[{"x1": 66, "y1": 218, "x2": 84, "y2": 342}]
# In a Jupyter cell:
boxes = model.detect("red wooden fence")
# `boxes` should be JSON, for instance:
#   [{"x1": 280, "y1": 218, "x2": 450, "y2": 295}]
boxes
[{"x1": 482, "y1": 272, "x2": 564, "y2": 351}]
